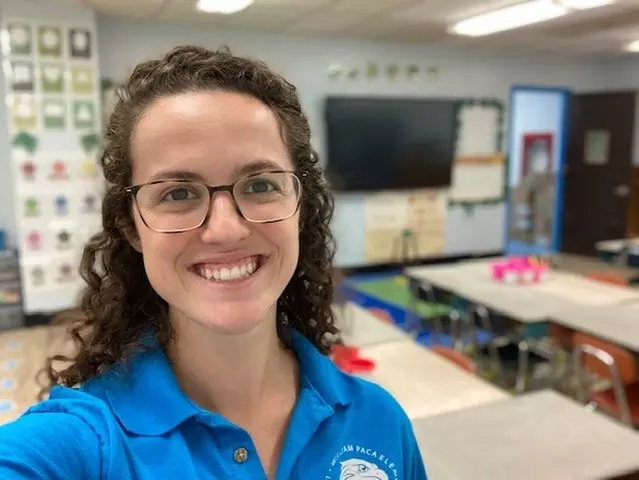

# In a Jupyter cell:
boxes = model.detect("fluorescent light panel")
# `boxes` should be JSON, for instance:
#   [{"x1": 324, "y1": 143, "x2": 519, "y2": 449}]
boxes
[
  {"x1": 626, "y1": 40, "x2": 639, "y2": 52},
  {"x1": 196, "y1": 0, "x2": 254, "y2": 14},
  {"x1": 559, "y1": 0, "x2": 615, "y2": 9},
  {"x1": 449, "y1": 0, "x2": 568, "y2": 37}
]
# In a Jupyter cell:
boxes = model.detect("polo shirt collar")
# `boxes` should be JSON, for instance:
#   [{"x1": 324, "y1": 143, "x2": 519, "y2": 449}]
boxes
[{"x1": 97, "y1": 330, "x2": 350, "y2": 436}]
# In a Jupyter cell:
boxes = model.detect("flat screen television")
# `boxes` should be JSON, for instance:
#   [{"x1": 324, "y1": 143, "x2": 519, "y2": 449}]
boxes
[{"x1": 324, "y1": 97, "x2": 458, "y2": 192}]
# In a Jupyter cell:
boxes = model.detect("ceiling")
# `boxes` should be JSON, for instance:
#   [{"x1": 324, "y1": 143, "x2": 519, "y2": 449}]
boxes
[{"x1": 56, "y1": 0, "x2": 639, "y2": 55}]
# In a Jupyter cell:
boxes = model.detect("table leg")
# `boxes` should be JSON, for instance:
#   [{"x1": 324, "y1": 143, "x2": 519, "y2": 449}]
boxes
[{"x1": 516, "y1": 340, "x2": 530, "y2": 393}]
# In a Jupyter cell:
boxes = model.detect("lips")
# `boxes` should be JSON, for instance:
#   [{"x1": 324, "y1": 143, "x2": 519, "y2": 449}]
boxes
[{"x1": 192, "y1": 255, "x2": 262, "y2": 282}]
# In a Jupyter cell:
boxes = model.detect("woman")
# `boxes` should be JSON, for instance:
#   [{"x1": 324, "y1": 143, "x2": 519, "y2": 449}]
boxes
[{"x1": 0, "y1": 46, "x2": 427, "y2": 479}]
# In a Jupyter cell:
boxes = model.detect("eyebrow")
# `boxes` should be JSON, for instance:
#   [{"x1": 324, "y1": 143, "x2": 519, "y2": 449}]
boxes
[
  {"x1": 148, "y1": 170, "x2": 204, "y2": 183},
  {"x1": 146, "y1": 160, "x2": 286, "y2": 183},
  {"x1": 234, "y1": 159, "x2": 286, "y2": 177}
]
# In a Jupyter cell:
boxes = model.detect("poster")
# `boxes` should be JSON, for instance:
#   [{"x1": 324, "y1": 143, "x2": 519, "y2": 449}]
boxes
[
  {"x1": 2, "y1": 18, "x2": 102, "y2": 314},
  {"x1": 364, "y1": 189, "x2": 446, "y2": 263}
]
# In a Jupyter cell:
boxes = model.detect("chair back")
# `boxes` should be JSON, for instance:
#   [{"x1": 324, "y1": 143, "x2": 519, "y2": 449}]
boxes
[
  {"x1": 586, "y1": 272, "x2": 628, "y2": 287},
  {"x1": 549, "y1": 323, "x2": 573, "y2": 349},
  {"x1": 430, "y1": 345, "x2": 477, "y2": 374},
  {"x1": 573, "y1": 332, "x2": 638, "y2": 384}
]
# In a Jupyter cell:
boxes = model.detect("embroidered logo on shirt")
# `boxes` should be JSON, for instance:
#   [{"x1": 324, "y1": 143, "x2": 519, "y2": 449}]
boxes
[{"x1": 325, "y1": 444, "x2": 397, "y2": 480}]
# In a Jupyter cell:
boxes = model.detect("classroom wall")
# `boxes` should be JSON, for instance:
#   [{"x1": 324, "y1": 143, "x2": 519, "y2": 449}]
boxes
[
  {"x1": 0, "y1": 10, "x2": 615, "y2": 265},
  {"x1": 94, "y1": 16, "x2": 612, "y2": 266}
]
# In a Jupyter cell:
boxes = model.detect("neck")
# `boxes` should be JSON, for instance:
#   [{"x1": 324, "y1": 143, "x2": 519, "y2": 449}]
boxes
[{"x1": 167, "y1": 307, "x2": 299, "y2": 427}]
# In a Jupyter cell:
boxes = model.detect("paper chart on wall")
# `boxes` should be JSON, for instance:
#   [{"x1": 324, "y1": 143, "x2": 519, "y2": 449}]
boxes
[
  {"x1": 450, "y1": 162, "x2": 505, "y2": 202},
  {"x1": 451, "y1": 103, "x2": 504, "y2": 202},
  {"x1": 456, "y1": 105, "x2": 499, "y2": 156},
  {"x1": 364, "y1": 189, "x2": 446, "y2": 262},
  {"x1": 364, "y1": 192, "x2": 409, "y2": 230},
  {"x1": 2, "y1": 16, "x2": 102, "y2": 314}
]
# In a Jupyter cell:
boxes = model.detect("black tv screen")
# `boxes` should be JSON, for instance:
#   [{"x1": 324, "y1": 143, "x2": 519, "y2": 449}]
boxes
[{"x1": 324, "y1": 97, "x2": 458, "y2": 192}]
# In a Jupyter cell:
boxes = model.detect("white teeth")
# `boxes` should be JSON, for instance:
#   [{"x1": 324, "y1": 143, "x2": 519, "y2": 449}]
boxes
[
  {"x1": 220, "y1": 268, "x2": 230, "y2": 281},
  {"x1": 196, "y1": 258, "x2": 260, "y2": 282}
]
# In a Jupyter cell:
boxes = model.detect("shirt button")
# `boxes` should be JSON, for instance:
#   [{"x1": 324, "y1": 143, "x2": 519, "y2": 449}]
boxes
[{"x1": 233, "y1": 447, "x2": 249, "y2": 464}]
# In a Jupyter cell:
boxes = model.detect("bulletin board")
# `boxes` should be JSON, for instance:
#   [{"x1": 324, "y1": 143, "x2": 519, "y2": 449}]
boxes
[{"x1": 1, "y1": 19, "x2": 103, "y2": 314}]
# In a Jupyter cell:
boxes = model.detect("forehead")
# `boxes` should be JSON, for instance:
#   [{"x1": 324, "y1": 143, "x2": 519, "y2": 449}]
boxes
[{"x1": 130, "y1": 90, "x2": 293, "y2": 184}]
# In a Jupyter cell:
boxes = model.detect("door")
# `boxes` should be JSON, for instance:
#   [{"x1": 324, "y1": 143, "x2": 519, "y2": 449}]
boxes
[{"x1": 561, "y1": 91, "x2": 636, "y2": 256}]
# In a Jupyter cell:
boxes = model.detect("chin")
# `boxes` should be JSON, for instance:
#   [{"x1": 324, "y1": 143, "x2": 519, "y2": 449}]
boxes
[{"x1": 188, "y1": 299, "x2": 272, "y2": 336}]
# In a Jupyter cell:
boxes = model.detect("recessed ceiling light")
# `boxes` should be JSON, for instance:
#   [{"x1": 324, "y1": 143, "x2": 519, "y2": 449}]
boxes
[
  {"x1": 195, "y1": 0, "x2": 254, "y2": 14},
  {"x1": 625, "y1": 40, "x2": 639, "y2": 52},
  {"x1": 449, "y1": 0, "x2": 568, "y2": 37},
  {"x1": 558, "y1": 0, "x2": 615, "y2": 9}
]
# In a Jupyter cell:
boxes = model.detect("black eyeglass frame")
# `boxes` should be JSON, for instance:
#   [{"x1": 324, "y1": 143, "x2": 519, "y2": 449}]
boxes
[{"x1": 124, "y1": 169, "x2": 305, "y2": 233}]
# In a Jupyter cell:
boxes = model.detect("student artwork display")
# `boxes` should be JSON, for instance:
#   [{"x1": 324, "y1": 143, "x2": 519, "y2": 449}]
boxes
[
  {"x1": 327, "y1": 62, "x2": 441, "y2": 82},
  {"x1": 364, "y1": 189, "x2": 447, "y2": 263},
  {"x1": 1, "y1": 18, "x2": 102, "y2": 313}
]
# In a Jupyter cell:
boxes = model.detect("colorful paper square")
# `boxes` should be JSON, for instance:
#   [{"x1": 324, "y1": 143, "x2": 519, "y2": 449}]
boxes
[
  {"x1": 70, "y1": 66, "x2": 94, "y2": 94},
  {"x1": 42, "y1": 99, "x2": 66, "y2": 130},
  {"x1": 10, "y1": 96, "x2": 37, "y2": 131},
  {"x1": 72, "y1": 100, "x2": 95, "y2": 130},
  {"x1": 37, "y1": 26, "x2": 63, "y2": 58},
  {"x1": 9, "y1": 61, "x2": 34, "y2": 92},
  {"x1": 69, "y1": 28, "x2": 92, "y2": 59},
  {"x1": 40, "y1": 64, "x2": 65, "y2": 93},
  {"x1": 5, "y1": 23, "x2": 32, "y2": 56}
]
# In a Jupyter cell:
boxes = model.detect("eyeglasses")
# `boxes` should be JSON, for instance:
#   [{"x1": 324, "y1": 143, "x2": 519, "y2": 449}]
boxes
[{"x1": 125, "y1": 170, "x2": 302, "y2": 233}]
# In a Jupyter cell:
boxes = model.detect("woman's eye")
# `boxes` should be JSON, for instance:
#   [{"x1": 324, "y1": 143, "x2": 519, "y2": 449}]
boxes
[
  {"x1": 162, "y1": 188, "x2": 197, "y2": 202},
  {"x1": 246, "y1": 180, "x2": 276, "y2": 194}
]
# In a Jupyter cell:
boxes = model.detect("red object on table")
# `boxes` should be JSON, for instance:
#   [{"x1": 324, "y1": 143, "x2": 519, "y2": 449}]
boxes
[{"x1": 331, "y1": 344, "x2": 376, "y2": 374}]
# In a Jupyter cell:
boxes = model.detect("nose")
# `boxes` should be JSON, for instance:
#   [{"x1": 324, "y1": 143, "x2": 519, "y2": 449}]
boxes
[{"x1": 199, "y1": 191, "x2": 251, "y2": 244}]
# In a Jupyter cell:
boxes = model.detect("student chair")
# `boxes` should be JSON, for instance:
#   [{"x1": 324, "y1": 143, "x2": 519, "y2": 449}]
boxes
[
  {"x1": 407, "y1": 278, "x2": 460, "y2": 346},
  {"x1": 573, "y1": 332, "x2": 639, "y2": 427},
  {"x1": 586, "y1": 272, "x2": 629, "y2": 287},
  {"x1": 548, "y1": 323, "x2": 574, "y2": 390}
]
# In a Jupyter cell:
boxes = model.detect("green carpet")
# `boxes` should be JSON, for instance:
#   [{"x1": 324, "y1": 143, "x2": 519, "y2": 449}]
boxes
[{"x1": 354, "y1": 276, "x2": 451, "y2": 319}]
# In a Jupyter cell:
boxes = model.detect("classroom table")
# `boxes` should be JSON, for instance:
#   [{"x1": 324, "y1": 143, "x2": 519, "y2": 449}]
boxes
[
  {"x1": 335, "y1": 302, "x2": 412, "y2": 348},
  {"x1": 414, "y1": 390, "x2": 639, "y2": 480},
  {"x1": 405, "y1": 259, "x2": 639, "y2": 391},
  {"x1": 406, "y1": 260, "x2": 639, "y2": 322},
  {"x1": 358, "y1": 340, "x2": 509, "y2": 419},
  {"x1": 596, "y1": 237, "x2": 639, "y2": 267},
  {"x1": 550, "y1": 302, "x2": 639, "y2": 353}
]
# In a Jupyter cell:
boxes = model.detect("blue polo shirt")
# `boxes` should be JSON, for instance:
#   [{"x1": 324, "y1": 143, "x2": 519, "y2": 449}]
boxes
[{"x1": 0, "y1": 331, "x2": 427, "y2": 479}]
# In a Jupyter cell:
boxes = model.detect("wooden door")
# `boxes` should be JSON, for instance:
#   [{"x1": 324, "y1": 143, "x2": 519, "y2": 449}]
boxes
[{"x1": 561, "y1": 91, "x2": 636, "y2": 256}]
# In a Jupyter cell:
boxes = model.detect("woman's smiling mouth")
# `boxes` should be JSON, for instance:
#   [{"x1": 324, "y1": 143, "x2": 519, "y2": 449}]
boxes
[{"x1": 192, "y1": 255, "x2": 263, "y2": 283}]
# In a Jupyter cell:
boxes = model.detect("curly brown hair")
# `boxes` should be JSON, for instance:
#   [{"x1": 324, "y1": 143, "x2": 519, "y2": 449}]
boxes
[{"x1": 42, "y1": 45, "x2": 339, "y2": 393}]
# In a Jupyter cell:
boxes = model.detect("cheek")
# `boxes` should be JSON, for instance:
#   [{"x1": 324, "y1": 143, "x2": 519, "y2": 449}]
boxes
[
  {"x1": 134, "y1": 217, "x2": 191, "y2": 276},
  {"x1": 261, "y1": 218, "x2": 300, "y2": 264}
]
